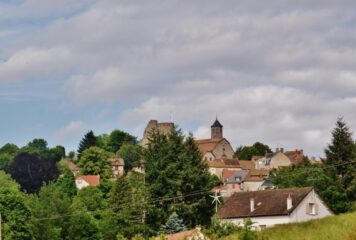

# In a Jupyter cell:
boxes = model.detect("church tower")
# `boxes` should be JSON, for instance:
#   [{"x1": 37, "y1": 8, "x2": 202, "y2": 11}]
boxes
[{"x1": 211, "y1": 118, "x2": 223, "y2": 139}]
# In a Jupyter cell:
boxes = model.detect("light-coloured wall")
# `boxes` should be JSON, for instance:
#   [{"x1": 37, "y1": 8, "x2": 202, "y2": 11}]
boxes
[
  {"x1": 224, "y1": 190, "x2": 333, "y2": 230},
  {"x1": 244, "y1": 181, "x2": 263, "y2": 191},
  {"x1": 204, "y1": 152, "x2": 215, "y2": 161},
  {"x1": 112, "y1": 165, "x2": 124, "y2": 177},
  {"x1": 290, "y1": 189, "x2": 333, "y2": 222},
  {"x1": 269, "y1": 152, "x2": 292, "y2": 169},
  {"x1": 212, "y1": 139, "x2": 234, "y2": 159},
  {"x1": 75, "y1": 179, "x2": 89, "y2": 190}
]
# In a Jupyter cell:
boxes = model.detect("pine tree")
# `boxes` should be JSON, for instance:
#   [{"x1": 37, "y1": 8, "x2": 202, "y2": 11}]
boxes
[
  {"x1": 109, "y1": 175, "x2": 132, "y2": 213},
  {"x1": 159, "y1": 212, "x2": 187, "y2": 234},
  {"x1": 324, "y1": 117, "x2": 356, "y2": 200},
  {"x1": 77, "y1": 130, "x2": 98, "y2": 159}
]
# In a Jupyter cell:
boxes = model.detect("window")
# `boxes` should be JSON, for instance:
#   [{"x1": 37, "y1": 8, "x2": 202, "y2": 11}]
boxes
[
  {"x1": 235, "y1": 177, "x2": 241, "y2": 182},
  {"x1": 307, "y1": 203, "x2": 317, "y2": 215}
]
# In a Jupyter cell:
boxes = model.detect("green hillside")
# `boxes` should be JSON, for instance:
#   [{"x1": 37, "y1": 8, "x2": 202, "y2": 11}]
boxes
[{"x1": 223, "y1": 211, "x2": 356, "y2": 240}]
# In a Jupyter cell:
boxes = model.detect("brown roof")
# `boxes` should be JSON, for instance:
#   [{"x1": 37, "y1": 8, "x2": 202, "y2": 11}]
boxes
[
  {"x1": 245, "y1": 169, "x2": 269, "y2": 182},
  {"x1": 195, "y1": 138, "x2": 223, "y2": 154},
  {"x1": 222, "y1": 169, "x2": 241, "y2": 181},
  {"x1": 238, "y1": 160, "x2": 255, "y2": 170},
  {"x1": 109, "y1": 157, "x2": 125, "y2": 166},
  {"x1": 207, "y1": 158, "x2": 241, "y2": 168},
  {"x1": 285, "y1": 150, "x2": 304, "y2": 165},
  {"x1": 217, "y1": 187, "x2": 313, "y2": 219},
  {"x1": 76, "y1": 175, "x2": 100, "y2": 186}
]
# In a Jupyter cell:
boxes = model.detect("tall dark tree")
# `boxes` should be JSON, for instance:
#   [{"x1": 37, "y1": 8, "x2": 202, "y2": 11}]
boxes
[
  {"x1": 324, "y1": 117, "x2": 356, "y2": 200},
  {"x1": 144, "y1": 128, "x2": 214, "y2": 231},
  {"x1": 77, "y1": 130, "x2": 98, "y2": 159},
  {"x1": 0, "y1": 143, "x2": 19, "y2": 155},
  {"x1": 27, "y1": 138, "x2": 49, "y2": 152},
  {"x1": 5, "y1": 152, "x2": 60, "y2": 193}
]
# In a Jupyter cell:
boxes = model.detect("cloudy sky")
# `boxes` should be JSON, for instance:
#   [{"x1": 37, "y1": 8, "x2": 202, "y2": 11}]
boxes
[{"x1": 1, "y1": 0, "x2": 356, "y2": 157}]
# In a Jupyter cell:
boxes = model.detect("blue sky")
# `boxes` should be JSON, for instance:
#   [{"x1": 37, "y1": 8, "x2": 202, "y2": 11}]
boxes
[{"x1": 1, "y1": 0, "x2": 356, "y2": 157}]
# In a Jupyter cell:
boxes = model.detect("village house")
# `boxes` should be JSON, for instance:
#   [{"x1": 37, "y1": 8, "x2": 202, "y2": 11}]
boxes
[
  {"x1": 75, "y1": 175, "x2": 100, "y2": 190},
  {"x1": 195, "y1": 119, "x2": 235, "y2": 160},
  {"x1": 217, "y1": 187, "x2": 333, "y2": 230},
  {"x1": 253, "y1": 148, "x2": 304, "y2": 170},
  {"x1": 109, "y1": 157, "x2": 125, "y2": 177}
]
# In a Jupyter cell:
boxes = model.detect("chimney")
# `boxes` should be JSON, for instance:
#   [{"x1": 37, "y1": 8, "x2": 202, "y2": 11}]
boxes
[
  {"x1": 287, "y1": 194, "x2": 293, "y2": 210},
  {"x1": 280, "y1": 148, "x2": 284, "y2": 153},
  {"x1": 250, "y1": 198, "x2": 255, "y2": 212}
]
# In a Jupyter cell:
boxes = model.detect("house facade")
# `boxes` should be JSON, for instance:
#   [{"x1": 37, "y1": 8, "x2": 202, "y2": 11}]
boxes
[
  {"x1": 75, "y1": 175, "x2": 100, "y2": 190},
  {"x1": 109, "y1": 157, "x2": 125, "y2": 177},
  {"x1": 254, "y1": 148, "x2": 304, "y2": 170},
  {"x1": 217, "y1": 187, "x2": 333, "y2": 230}
]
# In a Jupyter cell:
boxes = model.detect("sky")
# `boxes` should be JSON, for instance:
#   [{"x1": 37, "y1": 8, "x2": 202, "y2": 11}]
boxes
[{"x1": 1, "y1": 0, "x2": 356, "y2": 157}]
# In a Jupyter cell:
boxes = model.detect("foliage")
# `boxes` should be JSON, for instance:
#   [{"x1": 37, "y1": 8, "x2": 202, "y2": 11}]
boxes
[
  {"x1": 117, "y1": 143, "x2": 142, "y2": 172},
  {"x1": 28, "y1": 183, "x2": 72, "y2": 240},
  {"x1": 324, "y1": 117, "x2": 356, "y2": 201},
  {"x1": 55, "y1": 170, "x2": 77, "y2": 198},
  {"x1": 0, "y1": 143, "x2": 19, "y2": 155},
  {"x1": 27, "y1": 138, "x2": 49, "y2": 152},
  {"x1": 238, "y1": 219, "x2": 259, "y2": 240},
  {"x1": 77, "y1": 130, "x2": 98, "y2": 159},
  {"x1": 5, "y1": 152, "x2": 60, "y2": 193},
  {"x1": 159, "y1": 212, "x2": 187, "y2": 234},
  {"x1": 234, "y1": 142, "x2": 272, "y2": 160},
  {"x1": 269, "y1": 159, "x2": 351, "y2": 213},
  {"x1": 144, "y1": 128, "x2": 214, "y2": 231},
  {"x1": 68, "y1": 151, "x2": 76, "y2": 160},
  {"x1": 0, "y1": 153, "x2": 13, "y2": 170},
  {"x1": 75, "y1": 186, "x2": 107, "y2": 212},
  {"x1": 77, "y1": 146, "x2": 111, "y2": 178},
  {"x1": 0, "y1": 171, "x2": 31, "y2": 240},
  {"x1": 103, "y1": 129, "x2": 137, "y2": 153},
  {"x1": 204, "y1": 217, "x2": 238, "y2": 239}
]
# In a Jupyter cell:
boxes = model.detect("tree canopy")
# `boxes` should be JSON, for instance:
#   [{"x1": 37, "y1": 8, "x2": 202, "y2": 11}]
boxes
[
  {"x1": 234, "y1": 142, "x2": 272, "y2": 160},
  {"x1": 77, "y1": 130, "x2": 98, "y2": 159},
  {"x1": 77, "y1": 146, "x2": 111, "y2": 178}
]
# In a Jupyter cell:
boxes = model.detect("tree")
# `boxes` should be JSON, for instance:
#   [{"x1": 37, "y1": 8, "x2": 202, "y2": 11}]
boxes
[
  {"x1": 269, "y1": 159, "x2": 351, "y2": 213},
  {"x1": 75, "y1": 186, "x2": 106, "y2": 212},
  {"x1": 55, "y1": 170, "x2": 77, "y2": 198},
  {"x1": 144, "y1": 128, "x2": 214, "y2": 231},
  {"x1": 0, "y1": 143, "x2": 19, "y2": 155},
  {"x1": 234, "y1": 142, "x2": 271, "y2": 160},
  {"x1": 109, "y1": 175, "x2": 132, "y2": 213},
  {"x1": 77, "y1": 146, "x2": 111, "y2": 178},
  {"x1": 324, "y1": 117, "x2": 356, "y2": 200},
  {"x1": 5, "y1": 152, "x2": 60, "y2": 193},
  {"x1": 68, "y1": 151, "x2": 76, "y2": 160},
  {"x1": 0, "y1": 171, "x2": 31, "y2": 240},
  {"x1": 159, "y1": 212, "x2": 186, "y2": 234},
  {"x1": 28, "y1": 183, "x2": 72, "y2": 240},
  {"x1": 77, "y1": 130, "x2": 98, "y2": 159},
  {"x1": 117, "y1": 143, "x2": 142, "y2": 172},
  {"x1": 104, "y1": 130, "x2": 137, "y2": 153},
  {"x1": 0, "y1": 153, "x2": 13, "y2": 170},
  {"x1": 27, "y1": 138, "x2": 48, "y2": 153}
]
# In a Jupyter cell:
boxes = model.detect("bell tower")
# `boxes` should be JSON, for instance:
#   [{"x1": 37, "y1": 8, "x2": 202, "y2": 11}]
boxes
[{"x1": 211, "y1": 118, "x2": 223, "y2": 139}]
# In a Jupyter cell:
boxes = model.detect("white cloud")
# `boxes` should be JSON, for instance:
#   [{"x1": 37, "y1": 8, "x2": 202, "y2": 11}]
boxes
[{"x1": 55, "y1": 121, "x2": 86, "y2": 141}]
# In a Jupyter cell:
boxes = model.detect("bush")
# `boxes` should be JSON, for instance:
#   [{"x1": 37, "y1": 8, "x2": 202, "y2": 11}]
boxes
[{"x1": 204, "y1": 217, "x2": 238, "y2": 239}]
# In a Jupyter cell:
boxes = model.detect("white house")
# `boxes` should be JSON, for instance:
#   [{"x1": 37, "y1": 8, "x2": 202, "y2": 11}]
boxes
[
  {"x1": 217, "y1": 187, "x2": 333, "y2": 230},
  {"x1": 75, "y1": 175, "x2": 100, "y2": 190}
]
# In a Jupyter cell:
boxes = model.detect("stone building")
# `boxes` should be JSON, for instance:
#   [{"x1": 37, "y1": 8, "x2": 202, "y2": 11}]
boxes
[
  {"x1": 140, "y1": 120, "x2": 174, "y2": 147},
  {"x1": 195, "y1": 119, "x2": 235, "y2": 160}
]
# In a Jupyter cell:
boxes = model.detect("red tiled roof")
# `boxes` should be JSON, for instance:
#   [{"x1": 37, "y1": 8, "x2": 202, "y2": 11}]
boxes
[
  {"x1": 109, "y1": 157, "x2": 125, "y2": 166},
  {"x1": 195, "y1": 138, "x2": 223, "y2": 153},
  {"x1": 76, "y1": 175, "x2": 100, "y2": 186},
  {"x1": 222, "y1": 169, "x2": 241, "y2": 181},
  {"x1": 217, "y1": 187, "x2": 313, "y2": 219},
  {"x1": 285, "y1": 150, "x2": 304, "y2": 165}
]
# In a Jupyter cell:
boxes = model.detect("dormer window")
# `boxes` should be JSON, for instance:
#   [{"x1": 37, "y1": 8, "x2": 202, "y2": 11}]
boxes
[{"x1": 307, "y1": 203, "x2": 318, "y2": 215}]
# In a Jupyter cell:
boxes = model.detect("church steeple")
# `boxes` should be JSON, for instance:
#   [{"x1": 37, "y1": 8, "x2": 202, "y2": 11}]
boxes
[{"x1": 211, "y1": 118, "x2": 223, "y2": 139}]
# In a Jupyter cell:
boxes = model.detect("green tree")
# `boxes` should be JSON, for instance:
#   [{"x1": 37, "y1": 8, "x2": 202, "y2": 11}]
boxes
[
  {"x1": 324, "y1": 117, "x2": 356, "y2": 200},
  {"x1": 77, "y1": 130, "x2": 98, "y2": 159},
  {"x1": 0, "y1": 153, "x2": 13, "y2": 170},
  {"x1": 0, "y1": 143, "x2": 19, "y2": 155},
  {"x1": 55, "y1": 170, "x2": 77, "y2": 198},
  {"x1": 0, "y1": 171, "x2": 31, "y2": 240},
  {"x1": 234, "y1": 142, "x2": 271, "y2": 160},
  {"x1": 68, "y1": 151, "x2": 76, "y2": 160},
  {"x1": 28, "y1": 183, "x2": 72, "y2": 240},
  {"x1": 159, "y1": 212, "x2": 186, "y2": 234},
  {"x1": 77, "y1": 146, "x2": 111, "y2": 178},
  {"x1": 27, "y1": 138, "x2": 48, "y2": 152},
  {"x1": 105, "y1": 130, "x2": 137, "y2": 153},
  {"x1": 269, "y1": 159, "x2": 351, "y2": 213},
  {"x1": 144, "y1": 128, "x2": 214, "y2": 231},
  {"x1": 75, "y1": 186, "x2": 106, "y2": 212},
  {"x1": 110, "y1": 175, "x2": 132, "y2": 213},
  {"x1": 117, "y1": 143, "x2": 142, "y2": 172}
]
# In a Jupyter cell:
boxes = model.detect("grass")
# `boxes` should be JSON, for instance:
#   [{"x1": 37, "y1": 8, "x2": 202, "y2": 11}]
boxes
[{"x1": 222, "y1": 211, "x2": 356, "y2": 240}]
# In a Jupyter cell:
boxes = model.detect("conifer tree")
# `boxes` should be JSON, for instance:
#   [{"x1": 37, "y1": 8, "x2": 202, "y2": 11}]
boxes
[
  {"x1": 77, "y1": 130, "x2": 98, "y2": 159},
  {"x1": 159, "y1": 212, "x2": 187, "y2": 234},
  {"x1": 324, "y1": 117, "x2": 356, "y2": 200}
]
